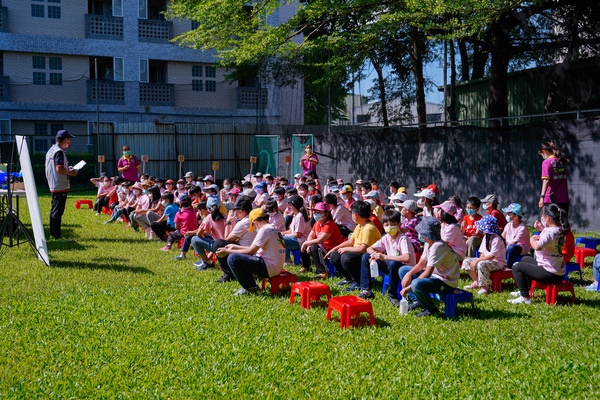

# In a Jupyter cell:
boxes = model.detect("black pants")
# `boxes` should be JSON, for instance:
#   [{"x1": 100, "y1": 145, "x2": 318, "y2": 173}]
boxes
[
  {"x1": 94, "y1": 196, "x2": 110, "y2": 212},
  {"x1": 151, "y1": 221, "x2": 174, "y2": 240},
  {"x1": 329, "y1": 250, "x2": 363, "y2": 283},
  {"x1": 214, "y1": 239, "x2": 236, "y2": 278},
  {"x1": 309, "y1": 244, "x2": 328, "y2": 274},
  {"x1": 337, "y1": 224, "x2": 353, "y2": 238},
  {"x1": 512, "y1": 256, "x2": 564, "y2": 297},
  {"x1": 50, "y1": 191, "x2": 68, "y2": 239}
]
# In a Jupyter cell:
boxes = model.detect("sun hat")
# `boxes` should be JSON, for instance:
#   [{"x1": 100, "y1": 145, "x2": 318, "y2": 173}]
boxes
[
  {"x1": 475, "y1": 215, "x2": 502, "y2": 235},
  {"x1": 415, "y1": 217, "x2": 441, "y2": 241},
  {"x1": 400, "y1": 200, "x2": 417, "y2": 213},
  {"x1": 184, "y1": 171, "x2": 194, "y2": 178},
  {"x1": 283, "y1": 194, "x2": 304, "y2": 210},
  {"x1": 227, "y1": 187, "x2": 241, "y2": 196},
  {"x1": 340, "y1": 185, "x2": 353, "y2": 194},
  {"x1": 336, "y1": 179, "x2": 344, "y2": 185},
  {"x1": 202, "y1": 174, "x2": 214, "y2": 182},
  {"x1": 313, "y1": 202, "x2": 330, "y2": 212},
  {"x1": 255, "y1": 182, "x2": 266, "y2": 190},
  {"x1": 365, "y1": 199, "x2": 377, "y2": 210},
  {"x1": 426, "y1": 184, "x2": 439, "y2": 196},
  {"x1": 481, "y1": 194, "x2": 499, "y2": 205},
  {"x1": 254, "y1": 172, "x2": 263, "y2": 178},
  {"x1": 202, "y1": 184, "x2": 219, "y2": 193},
  {"x1": 398, "y1": 187, "x2": 408, "y2": 194},
  {"x1": 165, "y1": 179, "x2": 175, "y2": 185},
  {"x1": 355, "y1": 179, "x2": 364, "y2": 185},
  {"x1": 207, "y1": 195, "x2": 220, "y2": 210},
  {"x1": 414, "y1": 188, "x2": 436, "y2": 200},
  {"x1": 177, "y1": 179, "x2": 185, "y2": 185},
  {"x1": 364, "y1": 190, "x2": 379, "y2": 200},
  {"x1": 294, "y1": 173, "x2": 301, "y2": 179},
  {"x1": 389, "y1": 192, "x2": 408, "y2": 202},
  {"x1": 502, "y1": 203, "x2": 523, "y2": 216},
  {"x1": 433, "y1": 200, "x2": 457, "y2": 216},
  {"x1": 233, "y1": 196, "x2": 253, "y2": 212},
  {"x1": 248, "y1": 208, "x2": 269, "y2": 232},
  {"x1": 242, "y1": 188, "x2": 257, "y2": 198},
  {"x1": 141, "y1": 180, "x2": 152, "y2": 187},
  {"x1": 330, "y1": 185, "x2": 340, "y2": 193},
  {"x1": 131, "y1": 182, "x2": 142, "y2": 191}
]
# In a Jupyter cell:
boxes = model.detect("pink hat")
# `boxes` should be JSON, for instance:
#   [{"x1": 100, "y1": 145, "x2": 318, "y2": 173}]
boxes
[
  {"x1": 433, "y1": 200, "x2": 457, "y2": 216},
  {"x1": 313, "y1": 202, "x2": 330, "y2": 212},
  {"x1": 336, "y1": 179, "x2": 344, "y2": 185},
  {"x1": 202, "y1": 175, "x2": 214, "y2": 182},
  {"x1": 228, "y1": 188, "x2": 241, "y2": 196}
]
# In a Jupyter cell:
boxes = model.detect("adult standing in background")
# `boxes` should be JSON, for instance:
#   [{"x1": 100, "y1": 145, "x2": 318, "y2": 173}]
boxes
[
  {"x1": 45, "y1": 130, "x2": 78, "y2": 241},
  {"x1": 299, "y1": 144, "x2": 319, "y2": 177},
  {"x1": 117, "y1": 145, "x2": 141, "y2": 184},
  {"x1": 538, "y1": 142, "x2": 570, "y2": 215}
]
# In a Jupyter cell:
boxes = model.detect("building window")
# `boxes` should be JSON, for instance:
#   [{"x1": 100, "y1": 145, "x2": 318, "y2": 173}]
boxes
[
  {"x1": 356, "y1": 114, "x2": 370, "y2": 123},
  {"x1": 31, "y1": 4, "x2": 45, "y2": 18},
  {"x1": 192, "y1": 80, "x2": 203, "y2": 91},
  {"x1": 192, "y1": 65, "x2": 202, "y2": 78},
  {"x1": 34, "y1": 139, "x2": 51, "y2": 153},
  {"x1": 49, "y1": 73, "x2": 62, "y2": 85},
  {"x1": 191, "y1": 20, "x2": 200, "y2": 30},
  {"x1": 49, "y1": 57, "x2": 62, "y2": 70},
  {"x1": 205, "y1": 80, "x2": 216, "y2": 92},
  {"x1": 50, "y1": 123, "x2": 64, "y2": 134},
  {"x1": 48, "y1": 6, "x2": 61, "y2": 19},
  {"x1": 33, "y1": 56, "x2": 45, "y2": 70},
  {"x1": 34, "y1": 123, "x2": 48, "y2": 136},
  {"x1": 205, "y1": 66, "x2": 216, "y2": 78},
  {"x1": 33, "y1": 72, "x2": 46, "y2": 85},
  {"x1": 47, "y1": 0, "x2": 61, "y2": 3}
]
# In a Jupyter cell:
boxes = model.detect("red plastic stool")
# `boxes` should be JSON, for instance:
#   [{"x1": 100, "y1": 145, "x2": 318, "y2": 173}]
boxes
[
  {"x1": 262, "y1": 270, "x2": 298, "y2": 294},
  {"x1": 75, "y1": 200, "x2": 93, "y2": 209},
  {"x1": 177, "y1": 237, "x2": 184, "y2": 248},
  {"x1": 102, "y1": 206, "x2": 110, "y2": 215},
  {"x1": 290, "y1": 281, "x2": 331, "y2": 309},
  {"x1": 327, "y1": 295, "x2": 375, "y2": 329},
  {"x1": 574, "y1": 247, "x2": 597, "y2": 269},
  {"x1": 529, "y1": 280, "x2": 576, "y2": 305},
  {"x1": 490, "y1": 269, "x2": 514, "y2": 292}
]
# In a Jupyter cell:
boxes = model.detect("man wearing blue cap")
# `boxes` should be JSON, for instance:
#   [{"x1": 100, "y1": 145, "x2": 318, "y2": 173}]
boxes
[{"x1": 45, "y1": 130, "x2": 77, "y2": 240}]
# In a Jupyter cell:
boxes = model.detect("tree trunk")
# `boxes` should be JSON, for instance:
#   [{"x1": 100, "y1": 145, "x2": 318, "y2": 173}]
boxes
[
  {"x1": 370, "y1": 56, "x2": 389, "y2": 127},
  {"x1": 448, "y1": 39, "x2": 457, "y2": 124},
  {"x1": 488, "y1": 23, "x2": 511, "y2": 127},
  {"x1": 457, "y1": 39, "x2": 469, "y2": 81},
  {"x1": 410, "y1": 27, "x2": 427, "y2": 128},
  {"x1": 472, "y1": 44, "x2": 488, "y2": 79}
]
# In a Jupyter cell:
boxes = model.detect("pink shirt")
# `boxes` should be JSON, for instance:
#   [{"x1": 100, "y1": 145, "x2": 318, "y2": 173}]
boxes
[
  {"x1": 300, "y1": 153, "x2": 318, "y2": 176},
  {"x1": 535, "y1": 226, "x2": 565, "y2": 275},
  {"x1": 504, "y1": 221, "x2": 531, "y2": 255},
  {"x1": 219, "y1": 188, "x2": 230, "y2": 203},
  {"x1": 231, "y1": 216, "x2": 257, "y2": 247},
  {"x1": 542, "y1": 156, "x2": 569, "y2": 203},
  {"x1": 254, "y1": 191, "x2": 269, "y2": 207},
  {"x1": 478, "y1": 234, "x2": 507, "y2": 268},
  {"x1": 290, "y1": 212, "x2": 311, "y2": 243},
  {"x1": 199, "y1": 214, "x2": 226, "y2": 240},
  {"x1": 371, "y1": 234, "x2": 416, "y2": 266},
  {"x1": 269, "y1": 212, "x2": 285, "y2": 232},
  {"x1": 96, "y1": 182, "x2": 113, "y2": 197},
  {"x1": 174, "y1": 208, "x2": 198, "y2": 234},
  {"x1": 422, "y1": 241, "x2": 460, "y2": 287},
  {"x1": 137, "y1": 194, "x2": 150, "y2": 210},
  {"x1": 331, "y1": 205, "x2": 356, "y2": 231},
  {"x1": 253, "y1": 224, "x2": 285, "y2": 277},
  {"x1": 117, "y1": 156, "x2": 140, "y2": 182},
  {"x1": 441, "y1": 223, "x2": 467, "y2": 259}
]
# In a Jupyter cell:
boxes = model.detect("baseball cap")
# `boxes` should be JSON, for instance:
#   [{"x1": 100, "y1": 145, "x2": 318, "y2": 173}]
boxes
[
  {"x1": 233, "y1": 196, "x2": 253, "y2": 212},
  {"x1": 399, "y1": 199, "x2": 417, "y2": 213},
  {"x1": 364, "y1": 190, "x2": 379, "y2": 200},
  {"x1": 202, "y1": 184, "x2": 219, "y2": 193},
  {"x1": 481, "y1": 194, "x2": 499, "y2": 205},
  {"x1": 502, "y1": 203, "x2": 523, "y2": 216},
  {"x1": 389, "y1": 192, "x2": 408, "y2": 202},
  {"x1": 56, "y1": 130, "x2": 74, "y2": 140},
  {"x1": 242, "y1": 188, "x2": 257, "y2": 198},
  {"x1": 340, "y1": 185, "x2": 353, "y2": 194},
  {"x1": 313, "y1": 202, "x2": 330, "y2": 212},
  {"x1": 414, "y1": 188, "x2": 436, "y2": 200},
  {"x1": 202, "y1": 175, "x2": 214, "y2": 182},
  {"x1": 433, "y1": 200, "x2": 457, "y2": 216},
  {"x1": 283, "y1": 194, "x2": 304, "y2": 210},
  {"x1": 184, "y1": 171, "x2": 194, "y2": 178}
]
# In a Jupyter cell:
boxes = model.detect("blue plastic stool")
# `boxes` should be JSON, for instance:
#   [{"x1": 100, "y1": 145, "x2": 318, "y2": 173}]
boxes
[
  {"x1": 564, "y1": 262, "x2": 583, "y2": 284},
  {"x1": 325, "y1": 260, "x2": 336, "y2": 277},
  {"x1": 431, "y1": 289, "x2": 475, "y2": 318},
  {"x1": 575, "y1": 237, "x2": 600, "y2": 250},
  {"x1": 290, "y1": 249, "x2": 302, "y2": 266},
  {"x1": 382, "y1": 275, "x2": 390, "y2": 295}
]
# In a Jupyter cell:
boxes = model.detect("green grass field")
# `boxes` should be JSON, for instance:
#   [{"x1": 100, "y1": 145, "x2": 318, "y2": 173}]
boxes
[{"x1": 1, "y1": 192, "x2": 600, "y2": 398}]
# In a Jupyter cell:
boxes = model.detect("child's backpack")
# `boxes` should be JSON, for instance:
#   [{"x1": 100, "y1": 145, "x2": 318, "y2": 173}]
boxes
[{"x1": 561, "y1": 230, "x2": 575, "y2": 264}]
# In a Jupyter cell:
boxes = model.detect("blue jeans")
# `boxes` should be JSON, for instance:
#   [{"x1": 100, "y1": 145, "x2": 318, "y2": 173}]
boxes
[
  {"x1": 593, "y1": 254, "x2": 600, "y2": 282},
  {"x1": 228, "y1": 253, "x2": 270, "y2": 290},
  {"x1": 506, "y1": 244, "x2": 523, "y2": 269},
  {"x1": 411, "y1": 278, "x2": 456, "y2": 312},
  {"x1": 359, "y1": 253, "x2": 404, "y2": 298},
  {"x1": 398, "y1": 265, "x2": 421, "y2": 302},
  {"x1": 282, "y1": 236, "x2": 311, "y2": 269},
  {"x1": 191, "y1": 235, "x2": 215, "y2": 256}
]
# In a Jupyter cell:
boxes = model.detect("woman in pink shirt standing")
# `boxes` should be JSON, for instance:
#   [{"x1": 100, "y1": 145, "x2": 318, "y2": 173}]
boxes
[
  {"x1": 501, "y1": 203, "x2": 531, "y2": 268},
  {"x1": 461, "y1": 215, "x2": 506, "y2": 295},
  {"x1": 538, "y1": 142, "x2": 570, "y2": 215},
  {"x1": 299, "y1": 144, "x2": 319, "y2": 177}
]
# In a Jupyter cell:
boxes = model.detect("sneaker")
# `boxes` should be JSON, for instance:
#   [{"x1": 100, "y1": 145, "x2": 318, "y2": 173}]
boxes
[
  {"x1": 507, "y1": 296, "x2": 532, "y2": 305},
  {"x1": 95, "y1": 212, "x2": 101, "y2": 216},
  {"x1": 464, "y1": 282, "x2": 480, "y2": 290},
  {"x1": 297, "y1": 267, "x2": 312, "y2": 273},
  {"x1": 315, "y1": 272, "x2": 330, "y2": 280},
  {"x1": 173, "y1": 254, "x2": 186, "y2": 261},
  {"x1": 407, "y1": 301, "x2": 422, "y2": 311},
  {"x1": 117, "y1": 216, "x2": 124, "y2": 222},
  {"x1": 125, "y1": 223, "x2": 131, "y2": 228},
  {"x1": 233, "y1": 286, "x2": 259, "y2": 296},
  {"x1": 344, "y1": 283, "x2": 359, "y2": 292},
  {"x1": 585, "y1": 282, "x2": 598, "y2": 291},
  {"x1": 160, "y1": 246, "x2": 171, "y2": 251},
  {"x1": 478, "y1": 287, "x2": 491, "y2": 295},
  {"x1": 217, "y1": 275, "x2": 235, "y2": 283},
  {"x1": 416, "y1": 308, "x2": 440, "y2": 317},
  {"x1": 387, "y1": 297, "x2": 401, "y2": 307},
  {"x1": 357, "y1": 290, "x2": 375, "y2": 300},
  {"x1": 103, "y1": 219, "x2": 114, "y2": 224},
  {"x1": 335, "y1": 279, "x2": 352, "y2": 286},
  {"x1": 509, "y1": 291, "x2": 520, "y2": 297}
]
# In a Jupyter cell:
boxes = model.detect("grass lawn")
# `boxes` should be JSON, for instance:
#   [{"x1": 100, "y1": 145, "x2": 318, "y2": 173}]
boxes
[{"x1": 1, "y1": 191, "x2": 600, "y2": 398}]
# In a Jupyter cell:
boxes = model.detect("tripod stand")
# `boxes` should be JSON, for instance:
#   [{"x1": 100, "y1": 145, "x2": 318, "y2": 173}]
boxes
[{"x1": 0, "y1": 141, "x2": 47, "y2": 265}]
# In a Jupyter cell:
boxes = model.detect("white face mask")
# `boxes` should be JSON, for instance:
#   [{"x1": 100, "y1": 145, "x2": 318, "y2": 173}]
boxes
[
  {"x1": 161, "y1": 201, "x2": 168, "y2": 207},
  {"x1": 133, "y1": 189, "x2": 140, "y2": 195},
  {"x1": 177, "y1": 184, "x2": 184, "y2": 190},
  {"x1": 541, "y1": 216, "x2": 548, "y2": 227},
  {"x1": 103, "y1": 182, "x2": 110, "y2": 187},
  {"x1": 267, "y1": 211, "x2": 277, "y2": 217},
  {"x1": 224, "y1": 184, "x2": 231, "y2": 190}
]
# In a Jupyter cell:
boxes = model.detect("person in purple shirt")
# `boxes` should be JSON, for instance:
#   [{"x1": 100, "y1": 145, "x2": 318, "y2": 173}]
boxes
[
  {"x1": 299, "y1": 144, "x2": 319, "y2": 177},
  {"x1": 117, "y1": 145, "x2": 141, "y2": 183},
  {"x1": 538, "y1": 142, "x2": 570, "y2": 215}
]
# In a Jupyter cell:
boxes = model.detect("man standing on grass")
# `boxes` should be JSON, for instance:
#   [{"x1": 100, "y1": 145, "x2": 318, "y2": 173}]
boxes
[{"x1": 45, "y1": 130, "x2": 78, "y2": 241}]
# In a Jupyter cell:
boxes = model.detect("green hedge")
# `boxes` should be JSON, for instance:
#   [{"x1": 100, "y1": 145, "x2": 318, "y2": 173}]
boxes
[{"x1": 30, "y1": 152, "x2": 97, "y2": 188}]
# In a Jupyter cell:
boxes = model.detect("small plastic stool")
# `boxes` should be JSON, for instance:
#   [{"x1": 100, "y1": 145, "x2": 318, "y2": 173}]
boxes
[
  {"x1": 177, "y1": 237, "x2": 184, "y2": 248},
  {"x1": 75, "y1": 200, "x2": 93, "y2": 209},
  {"x1": 574, "y1": 247, "x2": 597, "y2": 268},
  {"x1": 490, "y1": 269, "x2": 515, "y2": 292},
  {"x1": 431, "y1": 289, "x2": 475, "y2": 318},
  {"x1": 529, "y1": 280, "x2": 575, "y2": 305},
  {"x1": 262, "y1": 270, "x2": 298, "y2": 294},
  {"x1": 102, "y1": 206, "x2": 110, "y2": 215},
  {"x1": 575, "y1": 237, "x2": 600, "y2": 250},
  {"x1": 290, "y1": 281, "x2": 331, "y2": 309},
  {"x1": 382, "y1": 274, "x2": 390, "y2": 295},
  {"x1": 564, "y1": 262, "x2": 583, "y2": 284},
  {"x1": 325, "y1": 260, "x2": 336, "y2": 277},
  {"x1": 290, "y1": 249, "x2": 302, "y2": 266},
  {"x1": 327, "y1": 295, "x2": 375, "y2": 328}
]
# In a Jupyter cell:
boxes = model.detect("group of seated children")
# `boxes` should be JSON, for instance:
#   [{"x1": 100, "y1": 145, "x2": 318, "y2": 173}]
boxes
[{"x1": 91, "y1": 172, "x2": 573, "y2": 314}]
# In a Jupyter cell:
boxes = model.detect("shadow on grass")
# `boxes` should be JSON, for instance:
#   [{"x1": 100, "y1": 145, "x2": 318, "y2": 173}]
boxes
[
  {"x1": 52, "y1": 259, "x2": 154, "y2": 274},
  {"x1": 91, "y1": 237, "x2": 153, "y2": 244},
  {"x1": 46, "y1": 241, "x2": 87, "y2": 251}
]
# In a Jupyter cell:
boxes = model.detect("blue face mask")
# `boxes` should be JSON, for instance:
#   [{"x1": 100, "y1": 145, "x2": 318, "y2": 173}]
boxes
[
  {"x1": 466, "y1": 209, "x2": 476, "y2": 216},
  {"x1": 313, "y1": 213, "x2": 323, "y2": 222},
  {"x1": 418, "y1": 233, "x2": 423, "y2": 242},
  {"x1": 482, "y1": 203, "x2": 491, "y2": 210}
]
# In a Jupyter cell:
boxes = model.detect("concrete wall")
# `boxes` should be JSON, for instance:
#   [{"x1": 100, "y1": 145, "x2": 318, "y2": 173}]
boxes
[
  {"x1": 10, "y1": 120, "x2": 89, "y2": 153},
  {"x1": 4, "y1": 0, "x2": 87, "y2": 37},
  {"x1": 169, "y1": 61, "x2": 236, "y2": 109}
]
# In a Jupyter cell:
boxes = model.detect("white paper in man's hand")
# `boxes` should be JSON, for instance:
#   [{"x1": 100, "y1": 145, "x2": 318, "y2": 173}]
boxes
[{"x1": 73, "y1": 160, "x2": 87, "y2": 171}]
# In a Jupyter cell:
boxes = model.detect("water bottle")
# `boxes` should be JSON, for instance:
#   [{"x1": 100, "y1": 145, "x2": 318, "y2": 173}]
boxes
[
  {"x1": 399, "y1": 297, "x2": 408, "y2": 316},
  {"x1": 369, "y1": 259, "x2": 379, "y2": 278}
]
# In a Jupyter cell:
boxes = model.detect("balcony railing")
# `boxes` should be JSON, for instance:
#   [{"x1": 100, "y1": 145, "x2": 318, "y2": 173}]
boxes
[
  {"x1": 139, "y1": 82, "x2": 174, "y2": 106},
  {"x1": 0, "y1": 7, "x2": 8, "y2": 33},
  {"x1": 85, "y1": 14, "x2": 123, "y2": 40},
  {"x1": 87, "y1": 80, "x2": 125, "y2": 105},
  {"x1": 237, "y1": 87, "x2": 268, "y2": 109},
  {"x1": 138, "y1": 19, "x2": 172, "y2": 43},
  {"x1": 0, "y1": 76, "x2": 10, "y2": 102}
]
